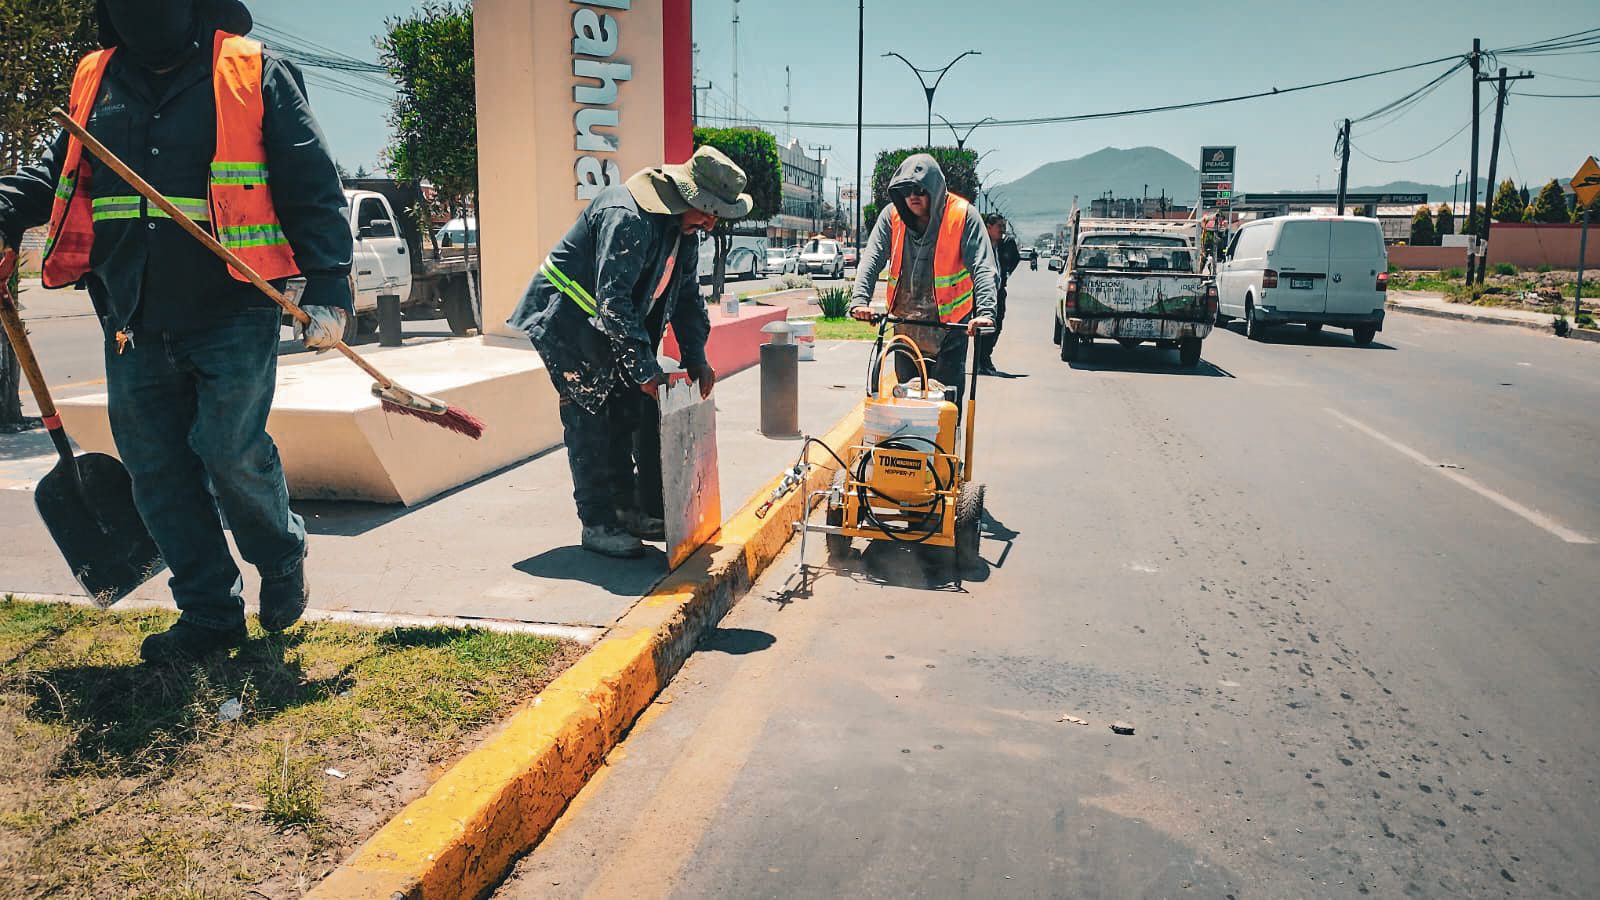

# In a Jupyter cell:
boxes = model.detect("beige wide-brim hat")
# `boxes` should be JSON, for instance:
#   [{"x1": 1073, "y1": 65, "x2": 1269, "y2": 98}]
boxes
[{"x1": 626, "y1": 145, "x2": 754, "y2": 219}]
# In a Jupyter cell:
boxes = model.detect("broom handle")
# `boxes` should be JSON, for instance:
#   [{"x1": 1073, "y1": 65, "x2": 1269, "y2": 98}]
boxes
[{"x1": 50, "y1": 108, "x2": 396, "y2": 390}]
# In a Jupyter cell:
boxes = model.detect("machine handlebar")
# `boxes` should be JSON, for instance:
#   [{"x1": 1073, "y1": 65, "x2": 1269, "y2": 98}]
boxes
[{"x1": 872, "y1": 314, "x2": 994, "y2": 335}]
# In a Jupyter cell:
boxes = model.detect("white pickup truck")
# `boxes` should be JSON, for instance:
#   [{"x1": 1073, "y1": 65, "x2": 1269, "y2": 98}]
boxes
[
  {"x1": 290, "y1": 181, "x2": 480, "y2": 341},
  {"x1": 1053, "y1": 215, "x2": 1216, "y2": 369}
]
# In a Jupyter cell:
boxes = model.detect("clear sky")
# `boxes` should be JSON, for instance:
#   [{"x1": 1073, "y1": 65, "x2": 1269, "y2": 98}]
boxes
[{"x1": 267, "y1": 0, "x2": 1599, "y2": 196}]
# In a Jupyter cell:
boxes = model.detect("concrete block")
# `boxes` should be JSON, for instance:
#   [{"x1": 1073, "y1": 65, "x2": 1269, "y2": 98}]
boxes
[{"x1": 55, "y1": 338, "x2": 561, "y2": 506}]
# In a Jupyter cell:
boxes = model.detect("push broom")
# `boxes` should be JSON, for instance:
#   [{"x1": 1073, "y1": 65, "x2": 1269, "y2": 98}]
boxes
[{"x1": 51, "y1": 108, "x2": 486, "y2": 440}]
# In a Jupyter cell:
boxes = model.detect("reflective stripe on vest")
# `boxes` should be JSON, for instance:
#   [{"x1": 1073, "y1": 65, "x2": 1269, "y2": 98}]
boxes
[
  {"x1": 91, "y1": 195, "x2": 211, "y2": 223},
  {"x1": 885, "y1": 192, "x2": 977, "y2": 324},
  {"x1": 41, "y1": 33, "x2": 300, "y2": 289},
  {"x1": 540, "y1": 258, "x2": 599, "y2": 316}
]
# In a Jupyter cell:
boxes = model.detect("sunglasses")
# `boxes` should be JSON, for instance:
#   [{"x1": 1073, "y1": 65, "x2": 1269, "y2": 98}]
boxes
[{"x1": 904, "y1": 187, "x2": 929, "y2": 199}]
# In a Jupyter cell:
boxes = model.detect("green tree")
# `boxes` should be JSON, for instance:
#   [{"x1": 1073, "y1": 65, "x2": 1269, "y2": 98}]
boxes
[
  {"x1": 1573, "y1": 193, "x2": 1600, "y2": 224},
  {"x1": 870, "y1": 146, "x2": 981, "y2": 212},
  {"x1": 1463, "y1": 204, "x2": 1487, "y2": 235},
  {"x1": 380, "y1": 2, "x2": 477, "y2": 320},
  {"x1": 1491, "y1": 179, "x2": 1523, "y2": 223},
  {"x1": 1529, "y1": 179, "x2": 1570, "y2": 224},
  {"x1": 1408, "y1": 206, "x2": 1436, "y2": 246},
  {"x1": 1434, "y1": 203, "x2": 1455, "y2": 237},
  {"x1": 0, "y1": 0, "x2": 98, "y2": 427},
  {"x1": 692, "y1": 126, "x2": 781, "y2": 301}
]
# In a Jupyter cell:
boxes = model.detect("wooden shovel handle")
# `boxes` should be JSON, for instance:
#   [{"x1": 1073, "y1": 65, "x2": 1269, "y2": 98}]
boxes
[
  {"x1": 0, "y1": 250, "x2": 59, "y2": 421},
  {"x1": 49, "y1": 108, "x2": 396, "y2": 390}
]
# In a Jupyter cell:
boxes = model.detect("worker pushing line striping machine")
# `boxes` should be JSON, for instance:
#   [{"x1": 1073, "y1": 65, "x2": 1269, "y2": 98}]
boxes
[{"x1": 762, "y1": 314, "x2": 991, "y2": 582}]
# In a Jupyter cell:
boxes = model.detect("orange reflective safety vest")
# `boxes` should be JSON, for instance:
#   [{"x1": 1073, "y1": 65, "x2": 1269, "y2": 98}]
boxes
[
  {"x1": 885, "y1": 193, "x2": 976, "y2": 323},
  {"x1": 41, "y1": 32, "x2": 300, "y2": 288}
]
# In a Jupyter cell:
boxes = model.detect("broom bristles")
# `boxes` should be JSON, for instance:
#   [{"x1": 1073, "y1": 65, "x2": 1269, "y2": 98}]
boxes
[{"x1": 378, "y1": 399, "x2": 486, "y2": 440}]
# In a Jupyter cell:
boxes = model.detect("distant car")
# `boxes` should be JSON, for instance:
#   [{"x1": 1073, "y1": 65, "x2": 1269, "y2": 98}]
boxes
[
  {"x1": 699, "y1": 236, "x2": 761, "y2": 282},
  {"x1": 843, "y1": 245, "x2": 859, "y2": 267},
  {"x1": 1047, "y1": 254, "x2": 1066, "y2": 272},
  {"x1": 1019, "y1": 246, "x2": 1036, "y2": 261},
  {"x1": 798, "y1": 238, "x2": 846, "y2": 279},
  {"x1": 435, "y1": 217, "x2": 477, "y2": 247},
  {"x1": 762, "y1": 246, "x2": 798, "y2": 276}
]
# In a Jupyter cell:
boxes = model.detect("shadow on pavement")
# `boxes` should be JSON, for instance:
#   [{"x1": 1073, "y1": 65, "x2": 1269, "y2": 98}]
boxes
[
  {"x1": 1216, "y1": 321, "x2": 1397, "y2": 351},
  {"x1": 513, "y1": 545, "x2": 667, "y2": 596},
  {"x1": 0, "y1": 425, "x2": 53, "y2": 463},
  {"x1": 697, "y1": 627, "x2": 776, "y2": 655},
  {"x1": 1067, "y1": 344, "x2": 1237, "y2": 377}
]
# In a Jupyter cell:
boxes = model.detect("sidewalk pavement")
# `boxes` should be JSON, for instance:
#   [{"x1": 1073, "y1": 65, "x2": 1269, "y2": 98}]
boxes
[
  {"x1": 1388, "y1": 289, "x2": 1562, "y2": 332},
  {"x1": 0, "y1": 340, "x2": 872, "y2": 640},
  {"x1": 12, "y1": 278, "x2": 97, "y2": 321}
]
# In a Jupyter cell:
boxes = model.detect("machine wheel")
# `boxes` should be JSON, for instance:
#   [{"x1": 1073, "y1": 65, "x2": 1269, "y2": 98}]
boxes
[
  {"x1": 1246, "y1": 301, "x2": 1269, "y2": 342},
  {"x1": 1178, "y1": 336, "x2": 1202, "y2": 368},
  {"x1": 954, "y1": 482, "x2": 985, "y2": 572},
  {"x1": 1305, "y1": 322, "x2": 1323, "y2": 335},
  {"x1": 1052, "y1": 313, "x2": 1063, "y2": 345},
  {"x1": 442, "y1": 276, "x2": 481, "y2": 335},
  {"x1": 1060, "y1": 332, "x2": 1081, "y2": 362},
  {"x1": 1351, "y1": 325, "x2": 1377, "y2": 347}
]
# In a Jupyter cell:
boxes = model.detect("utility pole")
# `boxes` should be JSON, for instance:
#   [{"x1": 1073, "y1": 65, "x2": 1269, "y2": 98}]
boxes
[
  {"x1": 731, "y1": 0, "x2": 740, "y2": 120},
  {"x1": 784, "y1": 65, "x2": 791, "y2": 141},
  {"x1": 855, "y1": 0, "x2": 864, "y2": 255},
  {"x1": 1465, "y1": 38, "x2": 1482, "y2": 285},
  {"x1": 1336, "y1": 118, "x2": 1351, "y2": 215},
  {"x1": 808, "y1": 143, "x2": 831, "y2": 235},
  {"x1": 1475, "y1": 67, "x2": 1533, "y2": 284}
]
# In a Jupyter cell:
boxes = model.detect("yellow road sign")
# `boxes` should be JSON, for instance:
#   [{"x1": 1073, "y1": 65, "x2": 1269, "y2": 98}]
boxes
[{"x1": 1572, "y1": 156, "x2": 1600, "y2": 206}]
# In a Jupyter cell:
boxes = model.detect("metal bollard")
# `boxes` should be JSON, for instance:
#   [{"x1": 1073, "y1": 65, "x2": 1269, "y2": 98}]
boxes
[
  {"x1": 376, "y1": 294, "x2": 402, "y2": 347},
  {"x1": 759, "y1": 321, "x2": 800, "y2": 438}
]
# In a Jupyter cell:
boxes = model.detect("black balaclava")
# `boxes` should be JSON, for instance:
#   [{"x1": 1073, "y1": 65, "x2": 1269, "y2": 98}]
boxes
[{"x1": 104, "y1": 0, "x2": 201, "y2": 69}]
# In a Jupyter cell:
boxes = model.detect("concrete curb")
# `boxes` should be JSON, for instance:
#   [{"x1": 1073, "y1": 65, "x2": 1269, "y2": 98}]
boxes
[
  {"x1": 309, "y1": 401, "x2": 867, "y2": 900},
  {"x1": 1386, "y1": 298, "x2": 1554, "y2": 334}
]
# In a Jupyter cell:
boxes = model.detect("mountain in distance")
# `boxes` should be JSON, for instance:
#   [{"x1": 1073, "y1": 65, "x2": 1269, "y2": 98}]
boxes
[
  {"x1": 986, "y1": 146, "x2": 1198, "y2": 236},
  {"x1": 987, "y1": 147, "x2": 1503, "y2": 239}
]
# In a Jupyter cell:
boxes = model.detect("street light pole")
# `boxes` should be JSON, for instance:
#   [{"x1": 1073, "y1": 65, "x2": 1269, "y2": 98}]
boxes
[
  {"x1": 855, "y1": 0, "x2": 864, "y2": 255},
  {"x1": 934, "y1": 114, "x2": 995, "y2": 151},
  {"x1": 881, "y1": 49, "x2": 982, "y2": 148}
]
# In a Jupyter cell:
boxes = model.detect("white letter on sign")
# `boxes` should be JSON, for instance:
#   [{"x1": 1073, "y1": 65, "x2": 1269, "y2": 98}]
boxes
[
  {"x1": 572, "y1": 10, "x2": 617, "y2": 57},
  {"x1": 576, "y1": 157, "x2": 622, "y2": 201},
  {"x1": 575, "y1": 108, "x2": 620, "y2": 152},
  {"x1": 573, "y1": 59, "x2": 632, "y2": 106}
]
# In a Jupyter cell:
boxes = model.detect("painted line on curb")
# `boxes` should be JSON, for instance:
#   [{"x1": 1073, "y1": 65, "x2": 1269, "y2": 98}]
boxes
[
  {"x1": 308, "y1": 400, "x2": 868, "y2": 900},
  {"x1": 1325, "y1": 407, "x2": 1593, "y2": 545}
]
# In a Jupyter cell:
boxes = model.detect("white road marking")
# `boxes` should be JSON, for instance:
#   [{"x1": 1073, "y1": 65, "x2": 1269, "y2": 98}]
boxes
[{"x1": 1325, "y1": 408, "x2": 1594, "y2": 544}]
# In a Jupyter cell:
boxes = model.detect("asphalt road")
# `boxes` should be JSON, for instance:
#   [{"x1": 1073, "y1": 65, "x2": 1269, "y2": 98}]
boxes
[{"x1": 498, "y1": 266, "x2": 1600, "y2": 898}]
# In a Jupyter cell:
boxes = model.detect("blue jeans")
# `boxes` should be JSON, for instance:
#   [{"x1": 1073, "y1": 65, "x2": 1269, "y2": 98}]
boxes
[{"x1": 106, "y1": 306, "x2": 305, "y2": 629}]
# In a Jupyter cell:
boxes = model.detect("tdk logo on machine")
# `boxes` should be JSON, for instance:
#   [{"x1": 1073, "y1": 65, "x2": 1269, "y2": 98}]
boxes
[{"x1": 878, "y1": 453, "x2": 925, "y2": 476}]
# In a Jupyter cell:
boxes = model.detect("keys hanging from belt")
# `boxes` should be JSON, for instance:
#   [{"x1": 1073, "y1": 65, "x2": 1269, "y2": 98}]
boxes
[{"x1": 114, "y1": 328, "x2": 135, "y2": 354}]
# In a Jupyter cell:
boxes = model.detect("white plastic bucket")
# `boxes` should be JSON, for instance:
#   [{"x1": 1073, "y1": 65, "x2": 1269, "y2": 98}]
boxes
[{"x1": 863, "y1": 398, "x2": 943, "y2": 448}]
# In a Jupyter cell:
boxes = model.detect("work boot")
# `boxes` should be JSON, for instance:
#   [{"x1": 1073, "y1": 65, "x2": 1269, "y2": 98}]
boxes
[
  {"x1": 581, "y1": 525, "x2": 645, "y2": 559},
  {"x1": 139, "y1": 618, "x2": 248, "y2": 665},
  {"x1": 259, "y1": 558, "x2": 309, "y2": 633},
  {"x1": 616, "y1": 508, "x2": 667, "y2": 541}
]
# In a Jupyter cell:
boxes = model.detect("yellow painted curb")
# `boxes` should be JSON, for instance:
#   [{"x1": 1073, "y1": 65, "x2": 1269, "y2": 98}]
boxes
[{"x1": 310, "y1": 400, "x2": 866, "y2": 900}]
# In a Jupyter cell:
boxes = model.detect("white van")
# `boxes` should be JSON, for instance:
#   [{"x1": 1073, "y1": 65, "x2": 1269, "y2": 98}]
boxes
[{"x1": 1216, "y1": 216, "x2": 1388, "y2": 345}]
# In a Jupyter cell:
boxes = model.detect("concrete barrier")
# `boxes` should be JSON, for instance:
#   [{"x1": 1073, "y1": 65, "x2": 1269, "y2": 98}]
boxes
[{"x1": 662, "y1": 303, "x2": 788, "y2": 377}]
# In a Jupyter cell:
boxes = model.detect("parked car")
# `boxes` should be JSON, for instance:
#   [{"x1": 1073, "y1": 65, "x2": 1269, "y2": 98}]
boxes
[
  {"x1": 699, "y1": 235, "x2": 762, "y2": 282},
  {"x1": 762, "y1": 246, "x2": 798, "y2": 276},
  {"x1": 1215, "y1": 215, "x2": 1387, "y2": 346},
  {"x1": 843, "y1": 245, "x2": 859, "y2": 267},
  {"x1": 798, "y1": 237, "x2": 846, "y2": 279},
  {"x1": 1047, "y1": 254, "x2": 1066, "y2": 272}
]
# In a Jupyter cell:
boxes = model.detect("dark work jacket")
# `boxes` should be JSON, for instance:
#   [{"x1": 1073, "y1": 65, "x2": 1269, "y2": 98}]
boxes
[
  {"x1": 996, "y1": 236, "x2": 1020, "y2": 300},
  {"x1": 0, "y1": 41, "x2": 352, "y2": 335},
  {"x1": 508, "y1": 185, "x2": 710, "y2": 415}
]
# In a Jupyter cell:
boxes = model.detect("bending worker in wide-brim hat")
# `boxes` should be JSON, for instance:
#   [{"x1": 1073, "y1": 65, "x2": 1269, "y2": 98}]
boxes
[
  {"x1": 509, "y1": 146, "x2": 753, "y2": 559},
  {"x1": 0, "y1": 0, "x2": 353, "y2": 664}
]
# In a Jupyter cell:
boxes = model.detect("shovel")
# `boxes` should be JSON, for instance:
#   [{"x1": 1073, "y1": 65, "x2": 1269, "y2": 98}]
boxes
[{"x1": 0, "y1": 250, "x2": 162, "y2": 606}]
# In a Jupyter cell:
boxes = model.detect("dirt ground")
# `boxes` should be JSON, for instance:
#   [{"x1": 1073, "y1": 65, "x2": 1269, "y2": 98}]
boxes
[{"x1": 0, "y1": 597, "x2": 582, "y2": 898}]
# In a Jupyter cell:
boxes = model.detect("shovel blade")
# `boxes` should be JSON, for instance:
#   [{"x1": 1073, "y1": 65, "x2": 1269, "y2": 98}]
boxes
[{"x1": 34, "y1": 452, "x2": 163, "y2": 607}]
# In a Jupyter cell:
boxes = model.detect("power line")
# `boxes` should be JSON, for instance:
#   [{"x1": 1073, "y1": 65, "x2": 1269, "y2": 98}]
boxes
[
  {"x1": 1512, "y1": 90, "x2": 1600, "y2": 98},
  {"x1": 1351, "y1": 114, "x2": 1477, "y2": 164},
  {"x1": 701, "y1": 53, "x2": 1469, "y2": 132}
]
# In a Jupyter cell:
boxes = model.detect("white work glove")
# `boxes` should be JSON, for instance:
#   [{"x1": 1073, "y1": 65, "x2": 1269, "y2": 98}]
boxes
[{"x1": 301, "y1": 306, "x2": 349, "y2": 350}]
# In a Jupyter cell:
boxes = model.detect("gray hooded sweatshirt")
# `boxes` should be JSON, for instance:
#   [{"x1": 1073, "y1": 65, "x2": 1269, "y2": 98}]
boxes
[{"x1": 850, "y1": 153, "x2": 998, "y2": 354}]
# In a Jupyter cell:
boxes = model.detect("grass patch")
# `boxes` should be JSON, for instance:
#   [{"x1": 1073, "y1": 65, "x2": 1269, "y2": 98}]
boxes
[
  {"x1": 813, "y1": 316, "x2": 885, "y2": 341},
  {"x1": 0, "y1": 595, "x2": 578, "y2": 897}
]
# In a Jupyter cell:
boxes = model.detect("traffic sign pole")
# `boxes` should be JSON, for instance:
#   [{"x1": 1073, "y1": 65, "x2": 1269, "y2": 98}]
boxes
[{"x1": 1577, "y1": 207, "x2": 1589, "y2": 330}]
